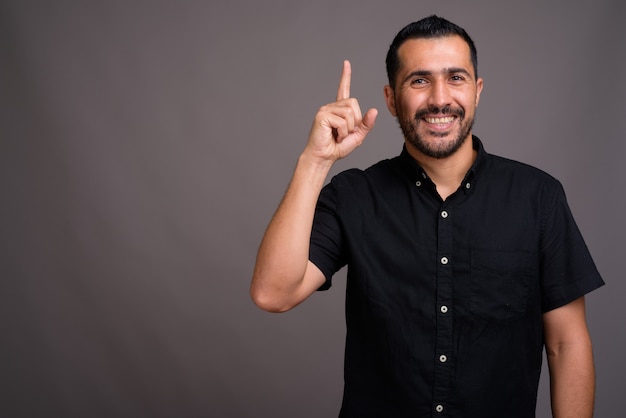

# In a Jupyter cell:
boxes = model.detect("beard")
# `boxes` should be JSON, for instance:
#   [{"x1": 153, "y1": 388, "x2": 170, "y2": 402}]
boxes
[{"x1": 398, "y1": 104, "x2": 475, "y2": 159}]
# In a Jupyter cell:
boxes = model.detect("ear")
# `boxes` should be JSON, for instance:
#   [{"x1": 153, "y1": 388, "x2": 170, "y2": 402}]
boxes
[
  {"x1": 384, "y1": 85, "x2": 397, "y2": 117},
  {"x1": 475, "y1": 77, "x2": 484, "y2": 107}
]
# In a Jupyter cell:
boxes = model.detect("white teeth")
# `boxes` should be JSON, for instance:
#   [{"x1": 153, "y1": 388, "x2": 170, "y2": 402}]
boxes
[{"x1": 425, "y1": 116, "x2": 454, "y2": 124}]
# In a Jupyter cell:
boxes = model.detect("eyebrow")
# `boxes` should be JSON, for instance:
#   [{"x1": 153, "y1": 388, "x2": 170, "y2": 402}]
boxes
[{"x1": 402, "y1": 67, "x2": 473, "y2": 84}]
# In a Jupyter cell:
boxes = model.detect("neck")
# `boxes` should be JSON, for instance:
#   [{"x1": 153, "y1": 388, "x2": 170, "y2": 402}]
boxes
[{"x1": 406, "y1": 135, "x2": 477, "y2": 200}]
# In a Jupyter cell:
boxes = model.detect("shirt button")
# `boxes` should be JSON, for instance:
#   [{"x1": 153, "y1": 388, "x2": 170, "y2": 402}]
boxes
[
  {"x1": 436, "y1": 404, "x2": 444, "y2": 413},
  {"x1": 441, "y1": 210, "x2": 448, "y2": 218},
  {"x1": 440, "y1": 256, "x2": 449, "y2": 265},
  {"x1": 415, "y1": 180, "x2": 422, "y2": 187},
  {"x1": 465, "y1": 182, "x2": 471, "y2": 189},
  {"x1": 440, "y1": 305, "x2": 448, "y2": 313},
  {"x1": 439, "y1": 354, "x2": 447, "y2": 363}
]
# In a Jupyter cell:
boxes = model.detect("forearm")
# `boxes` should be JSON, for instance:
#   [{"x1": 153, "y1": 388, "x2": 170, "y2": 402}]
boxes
[
  {"x1": 250, "y1": 153, "x2": 332, "y2": 312},
  {"x1": 547, "y1": 338, "x2": 596, "y2": 417},
  {"x1": 251, "y1": 60, "x2": 376, "y2": 312}
]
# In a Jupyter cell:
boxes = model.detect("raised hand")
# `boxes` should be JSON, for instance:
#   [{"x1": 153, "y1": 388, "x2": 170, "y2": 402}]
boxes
[
  {"x1": 304, "y1": 60, "x2": 378, "y2": 164},
  {"x1": 251, "y1": 61, "x2": 378, "y2": 313}
]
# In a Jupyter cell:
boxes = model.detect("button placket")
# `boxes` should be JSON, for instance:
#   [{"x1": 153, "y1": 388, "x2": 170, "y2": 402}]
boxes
[{"x1": 434, "y1": 201, "x2": 453, "y2": 410}]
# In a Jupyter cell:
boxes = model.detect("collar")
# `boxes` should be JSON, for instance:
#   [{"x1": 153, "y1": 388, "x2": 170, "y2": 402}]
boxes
[{"x1": 398, "y1": 135, "x2": 488, "y2": 195}]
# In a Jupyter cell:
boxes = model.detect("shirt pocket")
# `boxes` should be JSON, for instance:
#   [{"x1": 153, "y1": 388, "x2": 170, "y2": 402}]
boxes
[{"x1": 470, "y1": 249, "x2": 535, "y2": 322}]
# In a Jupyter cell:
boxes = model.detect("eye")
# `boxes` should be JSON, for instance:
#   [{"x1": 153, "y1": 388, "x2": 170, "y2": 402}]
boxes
[
  {"x1": 411, "y1": 78, "x2": 427, "y2": 85},
  {"x1": 450, "y1": 74, "x2": 466, "y2": 82}
]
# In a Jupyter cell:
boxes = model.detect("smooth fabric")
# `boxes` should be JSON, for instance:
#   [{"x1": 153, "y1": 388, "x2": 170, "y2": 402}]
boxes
[{"x1": 310, "y1": 136, "x2": 604, "y2": 417}]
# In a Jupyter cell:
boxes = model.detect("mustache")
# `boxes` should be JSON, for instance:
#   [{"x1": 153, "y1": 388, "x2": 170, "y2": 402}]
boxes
[{"x1": 414, "y1": 105, "x2": 464, "y2": 121}]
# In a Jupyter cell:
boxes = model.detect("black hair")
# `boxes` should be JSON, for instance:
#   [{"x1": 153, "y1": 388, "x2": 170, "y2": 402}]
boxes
[{"x1": 385, "y1": 15, "x2": 478, "y2": 88}]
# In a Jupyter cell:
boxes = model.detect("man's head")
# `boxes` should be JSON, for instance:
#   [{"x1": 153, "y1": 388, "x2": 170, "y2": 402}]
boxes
[
  {"x1": 384, "y1": 16, "x2": 483, "y2": 160},
  {"x1": 386, "y1": 15, "x2": 478, "y2": 89}
]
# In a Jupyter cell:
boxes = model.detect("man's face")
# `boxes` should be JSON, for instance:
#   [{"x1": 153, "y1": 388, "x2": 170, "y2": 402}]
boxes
[{"x1": 384, "y1": 36, "x2": 483, "y2": 159}]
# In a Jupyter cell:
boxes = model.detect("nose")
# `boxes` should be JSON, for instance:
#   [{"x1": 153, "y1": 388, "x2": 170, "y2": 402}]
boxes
[{"x1": 428, "y1": 79, "x2": 452, "y2": 109}]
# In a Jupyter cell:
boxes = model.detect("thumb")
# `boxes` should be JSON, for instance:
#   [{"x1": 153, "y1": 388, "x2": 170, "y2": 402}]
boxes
[
  {"x1": 335, "y1": 108, "x2": 378, "y2": 158},
  {"x1": 360, "y1": 108, "x2": 378, "y2": 134}
]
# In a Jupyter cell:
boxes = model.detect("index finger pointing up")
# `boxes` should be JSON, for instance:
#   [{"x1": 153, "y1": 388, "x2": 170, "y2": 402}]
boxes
[{"x1": 336, "y1": 60, "x2": 351, "y2": 101}]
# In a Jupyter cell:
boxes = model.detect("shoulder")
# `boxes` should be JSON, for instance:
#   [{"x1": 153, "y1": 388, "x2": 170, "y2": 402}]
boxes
[
  {"x1": 319, "y1": 156, "x2": 406, "y2": 211},
  {"x1": 487, "y1": 153, "x2": 555, "y2": 179},
  {"x1": 486, "y1": 153, "x2": 563, "y2": 189},
  {"x1": 329, "y1": 155, "x2": 405, "y2": 188},
  {"x1": 483, "y1": 153, "x2": 568, "y2": 213}
]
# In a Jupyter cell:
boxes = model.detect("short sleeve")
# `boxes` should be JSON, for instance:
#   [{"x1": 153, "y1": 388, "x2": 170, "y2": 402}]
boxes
[
  {"x1": 539, "y1": 181, "x2": 604, "y2": 312},
  {"x1": 309, "y1": 176, "x2": 349, "y2": 291}
]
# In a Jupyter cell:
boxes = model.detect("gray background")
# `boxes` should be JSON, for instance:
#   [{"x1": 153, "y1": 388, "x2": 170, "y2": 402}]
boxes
[{"x1": 1, "y1": 0, "x2": 623, "y2": 417}]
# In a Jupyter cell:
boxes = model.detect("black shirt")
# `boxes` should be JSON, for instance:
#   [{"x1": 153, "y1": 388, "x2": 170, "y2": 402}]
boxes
[{"x1": 309, "y1": 137, "x2": 604, "y2": 418}]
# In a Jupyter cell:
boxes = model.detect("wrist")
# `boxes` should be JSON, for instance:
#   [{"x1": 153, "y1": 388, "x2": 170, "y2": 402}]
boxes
[
  {"x1": 295, "y1": 152, "x2": 333, "y2": 188},
  {"x1": 298, "y1": 151, "x2": 334, "y2": 173}
]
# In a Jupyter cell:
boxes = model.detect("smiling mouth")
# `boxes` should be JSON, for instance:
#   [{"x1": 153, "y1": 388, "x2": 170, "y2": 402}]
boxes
[{"x1": 424, "y1": 116, "x2": 455, "y2": 124}]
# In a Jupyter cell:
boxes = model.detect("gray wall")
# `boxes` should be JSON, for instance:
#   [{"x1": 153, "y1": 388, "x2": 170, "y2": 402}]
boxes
[{"x1": 1, "y1": 1, "x2": 623, "y2": 416}]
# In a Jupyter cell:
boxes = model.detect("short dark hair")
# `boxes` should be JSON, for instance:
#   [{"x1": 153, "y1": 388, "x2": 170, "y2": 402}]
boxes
[{"x1": 385, "y1": 15, "x2": 478, "y2": 88}]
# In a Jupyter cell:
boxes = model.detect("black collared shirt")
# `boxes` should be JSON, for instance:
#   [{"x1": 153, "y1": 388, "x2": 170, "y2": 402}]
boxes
[{"x1": 310, "y1": 137, "x2": 604, "y2": 418}]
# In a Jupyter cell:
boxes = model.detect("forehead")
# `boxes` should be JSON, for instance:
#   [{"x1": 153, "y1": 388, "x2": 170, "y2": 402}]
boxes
[{"x1": 396, "y1": 35, "x2": 474, "y2": 76}]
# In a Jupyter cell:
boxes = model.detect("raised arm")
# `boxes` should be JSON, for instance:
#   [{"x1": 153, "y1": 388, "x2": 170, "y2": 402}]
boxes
[
  {"x1": 250, "y1": 61, "x2": 378, "y2": 312},
  {"x1": 543, "y1": 296, "x2": 596, "y2": 417}
]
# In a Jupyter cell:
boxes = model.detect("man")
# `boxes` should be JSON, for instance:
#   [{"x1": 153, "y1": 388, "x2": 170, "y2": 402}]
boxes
[{"x1": 251, "y1": 15, "x2": 604, "y2": 417}]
